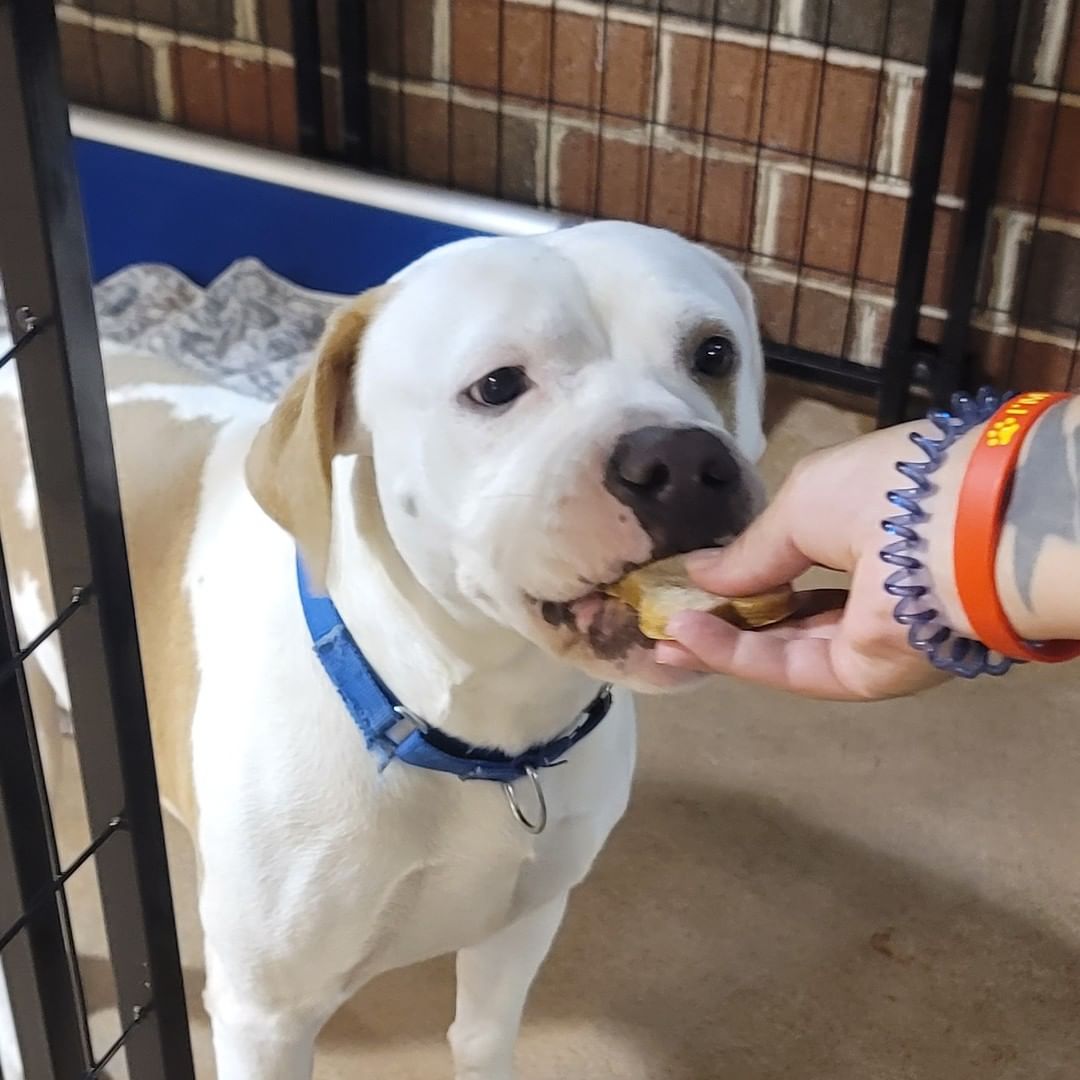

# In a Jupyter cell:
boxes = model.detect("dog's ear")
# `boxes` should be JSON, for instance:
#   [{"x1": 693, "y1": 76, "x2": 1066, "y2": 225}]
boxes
[{"x1": 245, "y1": 286, "x2": 392, "y2": 587}]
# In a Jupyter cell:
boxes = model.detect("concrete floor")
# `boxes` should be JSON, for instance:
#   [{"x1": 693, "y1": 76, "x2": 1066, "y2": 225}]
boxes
[{"x1": 47, "y1": 380, "x2": 1080, "y2": 1078}]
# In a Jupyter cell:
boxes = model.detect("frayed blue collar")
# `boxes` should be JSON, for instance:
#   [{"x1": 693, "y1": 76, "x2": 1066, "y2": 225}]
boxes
[{"x1": 297, "y1": 558, "x2": 613, "y2": 786}]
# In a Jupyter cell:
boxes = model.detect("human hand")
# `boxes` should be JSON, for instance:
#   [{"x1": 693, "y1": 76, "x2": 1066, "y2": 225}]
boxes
[{"x1": 654, "y1": 421, "x2": 968, "y2": 700}]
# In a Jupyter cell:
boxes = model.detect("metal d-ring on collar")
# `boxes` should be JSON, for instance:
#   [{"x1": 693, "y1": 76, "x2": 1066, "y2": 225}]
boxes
[
  {"x1": 397, "y1": 703, "x2": 549, "y2": 833},
  {"x1": 394, "y1": 684, "x2": 613, "y2": 835},
  {"x1": 503, "y1": 766, "x2": 548, "y2": 834},
  {"x1": 396, "y1": 703, "x2": 550, "y2": 833},
  {"x1": 392, "y1": 704, "x2": 430, "y2": 732}
]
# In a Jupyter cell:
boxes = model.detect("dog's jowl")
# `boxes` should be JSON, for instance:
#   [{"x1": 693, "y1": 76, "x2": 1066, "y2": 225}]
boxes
[{"x1": 0, "y1": 221, "x2": 766, "y2": 1080}]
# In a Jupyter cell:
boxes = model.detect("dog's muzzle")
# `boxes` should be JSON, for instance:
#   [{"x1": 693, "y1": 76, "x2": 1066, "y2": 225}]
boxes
[{"x1": 603, "y1": 425, "x2": 756, "y2": 559}]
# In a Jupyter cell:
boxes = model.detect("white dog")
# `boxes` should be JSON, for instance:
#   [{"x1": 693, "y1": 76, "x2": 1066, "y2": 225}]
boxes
[{"x1": 0, "y1": 221, "x2": 765, "y2": 1079}]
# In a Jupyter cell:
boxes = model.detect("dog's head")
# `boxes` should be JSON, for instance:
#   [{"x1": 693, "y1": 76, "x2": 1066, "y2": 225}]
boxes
[{"x1": 247, "y1": 222, "x2": 765, "y2": 691}]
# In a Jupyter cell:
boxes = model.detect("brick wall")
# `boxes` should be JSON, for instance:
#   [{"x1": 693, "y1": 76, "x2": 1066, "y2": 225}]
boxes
[{"x1": 56, "y1": 0, "x2": 1080, "y2": 388}]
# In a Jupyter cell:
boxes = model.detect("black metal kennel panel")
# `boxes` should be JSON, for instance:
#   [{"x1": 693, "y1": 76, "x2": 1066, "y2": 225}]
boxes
[
  {"x1": 0, "y1": 1, "x2": 195, "y2": 1077},
  {"x1": 46, "y1": 0, "x2": 1080, "y2": 420},
  {"x1": 291, "y1": 0, "x2": 1077, "y2": 422}
]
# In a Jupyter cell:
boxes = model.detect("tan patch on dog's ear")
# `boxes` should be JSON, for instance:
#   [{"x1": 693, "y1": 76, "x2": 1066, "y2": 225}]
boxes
[{"x1": 245, "y1": 285, "x2": 393, "y2": 585}]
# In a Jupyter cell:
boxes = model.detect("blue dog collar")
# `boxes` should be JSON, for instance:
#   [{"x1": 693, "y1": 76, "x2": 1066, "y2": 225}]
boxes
[{"x1": 297, "y1": 558, "x2": 613, "y2": 792}]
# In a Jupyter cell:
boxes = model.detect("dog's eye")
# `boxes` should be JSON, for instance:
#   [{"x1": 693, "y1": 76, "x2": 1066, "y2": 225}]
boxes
[
  {"x1": 692, "y1": 335, "x2": 737, "y2": 378},
  {"x1": 467, "y1": 366, "x2": 530, "y2": 408}
]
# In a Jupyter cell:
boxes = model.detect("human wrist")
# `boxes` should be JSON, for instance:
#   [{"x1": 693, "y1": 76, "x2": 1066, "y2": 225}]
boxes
[
  {"x1": 879, "y1": 394, "x2": 1015, "y2": 679},
  {"x1": 924, "y1": 396, "x2": 1080, "y2": 647}
]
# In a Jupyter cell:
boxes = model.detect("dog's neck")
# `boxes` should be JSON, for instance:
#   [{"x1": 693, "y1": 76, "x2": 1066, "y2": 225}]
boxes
[{"x1": 321, "y1": 456, "x2": 601, "y2": 755}]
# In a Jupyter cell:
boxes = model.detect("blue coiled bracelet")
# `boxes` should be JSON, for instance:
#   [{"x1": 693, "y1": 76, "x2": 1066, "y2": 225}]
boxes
[{"x1": 880, "y1": 388, "x2": 1019, "y2": 680}]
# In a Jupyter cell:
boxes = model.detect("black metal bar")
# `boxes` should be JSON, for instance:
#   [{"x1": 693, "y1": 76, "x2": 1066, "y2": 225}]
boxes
[
  {"x1": 640, "y1": 0, "x2": 666, "y2": 222},
  {"x1": 494, "y1": 0, "x2": 507, "y2": 198},
  {"x1": 398, "y1": 3, "x2": 407, "y2": 175},
  {"x1": 1004, "y1": 0, "x2": 1078, "y2": 387},
  {"x1": 541, "y1": 0, "x2": 558, "y2": 206},
  {"x1": 214, "y1": 0, "x2": 232, "y2": 138},
  {"x1": 0, "y1": 319, "x2": 41, "y2": 371},
  {"x1": 690, "y1": 0, "x2": 723, "y2": 238},
  {"x1": 877, "y1": 0, "x2": 967, "y2": 426},
  {"x1": 765, "y1": 342, "x2": 890, "y2": 397},
  {"x1": 0, "y1": 587, "x2": 86, "y2": 691},
  {"x1": 785, "y1": 0, "x2": 836, "y2": 350},
  {"x1": 338, "y1": 0, "x2": 371, "y2": 165},
  {"x1": 290, "y1": 0, "x2": 326, "y2": 156},
  {"x1": 591, "y1": 0, "x2": 614, "y2": 218},
  {"x1": 1069, "y1": 327, "x2": 1080, "y2": 392},
  {"x1": 0, "y1": 2, "x2": 196, "y2": 1078},
  {"x1": 256, "y1": 0, "x2": 276, "y2": 147},
  {"x1": 0, "y1": 539, "x2": 88, "y2": 1080},
  {"x1": 931, "y1": 0, "x2": 1023, "y2": 406},
  {"x1": 745, "y1": 0, "x2": 780, "y2": 262},
  {"x1": 0, "y1": 818, "x2": 123, "y2": 955},
  {"x1": 84, "y1": 1006, "x2": 149, "y2": 1080},
  {"x1": 838, "y1": 0, "x2": 897, "y2": 365},
  {"x1": 446, "y1": 23, "x2": 456, "y2": 189}
]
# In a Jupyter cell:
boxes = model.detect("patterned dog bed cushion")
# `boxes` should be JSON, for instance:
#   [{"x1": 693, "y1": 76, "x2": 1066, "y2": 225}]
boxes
[{"x1": 1, "y1": 259, "x2": 346, "y2": 401}]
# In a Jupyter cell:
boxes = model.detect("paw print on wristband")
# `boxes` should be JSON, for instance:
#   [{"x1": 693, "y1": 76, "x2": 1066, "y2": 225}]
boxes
[{"x1": 986, "y1": 416, "x2": 1021, "y2": 446}]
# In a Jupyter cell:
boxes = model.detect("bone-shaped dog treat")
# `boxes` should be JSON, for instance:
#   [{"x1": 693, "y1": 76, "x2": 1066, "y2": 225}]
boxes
[{"x1": 604, "y1": 555, "x2": 796, "y2": 641}]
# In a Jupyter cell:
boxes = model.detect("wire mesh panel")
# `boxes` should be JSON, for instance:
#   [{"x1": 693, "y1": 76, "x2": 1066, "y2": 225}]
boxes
[
  {"x1": 0, "y1": 1, "x2": 195, "y2": 1077},
  {"x1": 349, "y1": 0, "x2": 939, "y2": 390},
  {"x1": 47, "y1": 0, "x2": 1080, "y2": 411},
  {"x1": 982, "y1": 0, "x2": 1080, "y2": 395},
  {"x1": 0, "y1": 558, "x2": 88, "y2": 1079},
  {"x1": 325, "y1": 0, "x2": 1079, "y2": 410},
  {"x1": 54, "y1": 0, "x2": 297, "y2": 152}
]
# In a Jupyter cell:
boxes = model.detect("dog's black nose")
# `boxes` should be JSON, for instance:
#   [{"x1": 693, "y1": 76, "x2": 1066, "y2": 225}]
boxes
[{"x1": 604, "y1": 426, "x2": 755, "y2": 559}]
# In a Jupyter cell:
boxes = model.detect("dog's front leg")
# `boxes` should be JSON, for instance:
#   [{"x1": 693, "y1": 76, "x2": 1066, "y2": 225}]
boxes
[
  {"x1": 210, "y1": 1016, "x2": 320, "y2": 1080},
  {"x1": 448, "y1": 893, "x2": 568, "y2": 1080},
  {"x1": 203, "y1": 944, "x2": 334, "y2": 1080}
]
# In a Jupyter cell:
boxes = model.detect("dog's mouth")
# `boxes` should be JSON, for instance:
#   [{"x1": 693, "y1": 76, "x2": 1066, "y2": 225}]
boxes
[
  {"x1": 537, "y1": 587, "x2": 649, "y2": 662},
  {"x1": 532, "y1": 538, "x2": 735, "y2": 662}
]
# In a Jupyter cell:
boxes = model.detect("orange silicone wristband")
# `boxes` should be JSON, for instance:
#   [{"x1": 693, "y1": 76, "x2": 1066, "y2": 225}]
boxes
[{"x1": 953, "y1": 391, "x2": 1080, "y2": 663}]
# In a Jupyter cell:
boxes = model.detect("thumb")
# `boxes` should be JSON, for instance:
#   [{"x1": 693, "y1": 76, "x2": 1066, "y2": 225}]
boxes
[{"x1": 687, "y1": 481, "x2": 813, "y2": 596}]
